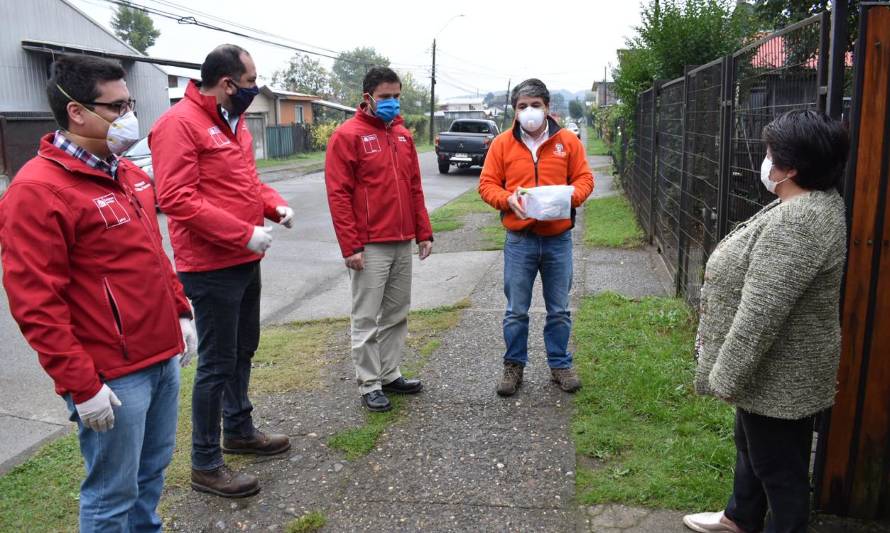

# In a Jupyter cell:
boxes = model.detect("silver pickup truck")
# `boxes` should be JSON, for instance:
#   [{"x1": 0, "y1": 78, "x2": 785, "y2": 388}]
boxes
[{"x1": 434, "y1": 119, "x2": 500, "y2": 174}]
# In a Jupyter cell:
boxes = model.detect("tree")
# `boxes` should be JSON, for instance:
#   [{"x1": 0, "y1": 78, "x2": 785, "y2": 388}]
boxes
[
  {"x1": 272, "y1": 53, "x2": 331, "y2": 98},
  {"x1": 754, "y1": 0, "x2": 858, "y2": 48},
  {"x1": 398, "y1": 71, "x2": 431, "y2": 115},
  {"x1": 569, "y1": 99, "x2": 585, "y2": 120},
  {"x1": 331, "y1": 47, "x2": 391, "y2": 106},
  {"x1": 111, "y1": 6, "x2": 160, "y2": 54},
  {"x1": 550, "y1": 92, "x2": 567, "y2": 115},
  {"x1": 613, "y1": 0, "x2": 756, "y2": 118}
]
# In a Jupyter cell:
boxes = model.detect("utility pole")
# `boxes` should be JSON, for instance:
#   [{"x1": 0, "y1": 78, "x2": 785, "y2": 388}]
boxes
[
  {"x1": 501, "y1": 78, "x2": 511, "y2": 131},
  {"x1": 429, "y1": 38, "x2": 436, "y2": 145}
]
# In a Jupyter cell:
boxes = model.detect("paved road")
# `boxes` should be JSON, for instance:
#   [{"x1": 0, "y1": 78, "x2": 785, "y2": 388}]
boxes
[{"x1": 0, "y1": 150, "x2": 480, "y2": 473}]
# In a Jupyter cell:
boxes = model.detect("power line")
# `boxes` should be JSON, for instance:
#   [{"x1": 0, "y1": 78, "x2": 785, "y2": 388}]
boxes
[{"x1": 101, "y1": 0, "x2": 424, "y2": 69}]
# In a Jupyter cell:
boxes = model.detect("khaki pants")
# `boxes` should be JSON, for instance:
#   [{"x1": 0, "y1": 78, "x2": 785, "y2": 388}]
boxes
[{"x1": 348, "y1": 242, "x2": 412, "y2": 394}]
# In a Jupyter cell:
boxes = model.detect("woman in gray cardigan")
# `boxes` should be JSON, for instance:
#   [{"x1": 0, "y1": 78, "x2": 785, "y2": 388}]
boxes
[{"x1": 683, "y1": 110, "x2": 849, "y2": 533}]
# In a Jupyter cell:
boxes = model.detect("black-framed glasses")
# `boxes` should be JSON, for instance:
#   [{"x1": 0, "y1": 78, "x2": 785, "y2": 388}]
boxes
[{"x1": 85, "y1": 98, "x2": 136, "y2": 116}]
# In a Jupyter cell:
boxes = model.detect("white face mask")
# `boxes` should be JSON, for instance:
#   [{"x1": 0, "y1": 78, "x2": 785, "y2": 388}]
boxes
[
  {"x1": 518, "y1": 107, "x2": 545, "y2": 132},
  {"x1": 103, "y1": 111, "x2": 140, "y2": 155},
  {"x1": 760, "y1": 156, "x2": 790, "y2": 194}
]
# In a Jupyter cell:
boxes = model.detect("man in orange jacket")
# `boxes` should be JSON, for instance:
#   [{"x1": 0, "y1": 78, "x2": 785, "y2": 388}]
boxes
[{"x1": 478, "y1": 78, "x2": 593, "y2": 397}]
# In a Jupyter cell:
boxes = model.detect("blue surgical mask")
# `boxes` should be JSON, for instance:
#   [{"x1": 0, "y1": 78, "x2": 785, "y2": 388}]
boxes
[
  {"x1": 226, "y1": 79, "x2": 259, "y2": 117},
  {"x1": 371, "y1": 96, "x2": 400, "y2": 123}
]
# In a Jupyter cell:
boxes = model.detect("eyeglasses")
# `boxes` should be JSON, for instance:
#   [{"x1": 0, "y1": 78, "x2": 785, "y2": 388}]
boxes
[{"x1": 84, "y1": 98, "x2": 136, "y2": 116}]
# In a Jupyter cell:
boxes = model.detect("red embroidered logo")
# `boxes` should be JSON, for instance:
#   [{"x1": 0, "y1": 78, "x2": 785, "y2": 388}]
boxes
[
  {"x1": 93, "y1": 194, "x2": 130, "y2": 229},
  {"x1": 361, "y1": 134, "x2": 382, "y2": 154}
]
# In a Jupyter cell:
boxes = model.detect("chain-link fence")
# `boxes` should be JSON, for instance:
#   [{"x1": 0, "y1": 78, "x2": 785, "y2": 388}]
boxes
[{"x1": 621, "y1": 12, "x2": 849, "y2": 308}]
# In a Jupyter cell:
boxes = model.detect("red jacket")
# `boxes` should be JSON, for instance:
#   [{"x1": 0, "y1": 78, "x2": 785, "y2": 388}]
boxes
[
  {"x1": 325, "y1": 108, "x2": 433, "y2": 258},
  {"x1": 150, "y1": 81, "x2": 287, "y2": 272},
  {"x1": 0, "y1": 135, "x2": 192, "y2": 403}
]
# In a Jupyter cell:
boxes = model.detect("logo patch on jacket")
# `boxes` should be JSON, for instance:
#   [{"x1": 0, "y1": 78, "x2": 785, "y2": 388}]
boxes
[
  {"x1": 361, "y1": 134, "x2": 382, "y2": 154},
  {"x1": 93, "y1": 194, "x2": 131, "y2": 229},
  {"x1": 133, "y1": 181, "x2": 152, "y2": 193},
  {"x1": 208, "y1": 126, "x2": 231, "y2": 147},
  {"x1": 554, "y1": 143, "x2": 567, "y2": 157},
  {"x1": 398, "y1": 136, "x2": 407, "y2": 143}
]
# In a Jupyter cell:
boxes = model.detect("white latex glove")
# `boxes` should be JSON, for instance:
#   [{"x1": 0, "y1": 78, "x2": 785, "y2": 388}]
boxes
[
  {"x1": 75, "y1": 384, "x2": 122, "y2": 432},
  {"x1": 276, "y1": 206, "x2": 294, "y2": 228},
  {"x1": 246, "y1": 226, "x2": 273, "y2": 253},
  {"x1": 179, "y1": 317, "x2": 198, "y2": 367}
]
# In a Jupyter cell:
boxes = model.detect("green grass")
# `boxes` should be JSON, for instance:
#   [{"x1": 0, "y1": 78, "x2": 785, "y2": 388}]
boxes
[
  {"x1": 255, "y1": 150, "x2": 326, "y2": 169},
  {"x1": 429, "y1": 188, "x2": 505, "y2": 250},
  {"x1": 583, "y1": 195, "x2": 645, "y2": 248},
  {"x1": 414, "y1": 142, "x2": 435, "y2": 153},
  {"x1": 285, "y1": 510, "x2": 327, "y2": 532},
  {"x1": 1, "y1": 317, "x2": 348, "y2": 531},
  {"x1": 327, "y1": 303, "x2": 465, "y2": 459},
  {"x1": 0, "y1": 433, "x2": 82, "y2": 532},
  {"x1": 572, "y1": 292, "x2": 735, "y2": 510},
  {"x1": 586, "y1": 127, "x2": 610, "y2": 156},
  {"x1": 429, "y1": 187, "x2": 491, "y2": 233}
]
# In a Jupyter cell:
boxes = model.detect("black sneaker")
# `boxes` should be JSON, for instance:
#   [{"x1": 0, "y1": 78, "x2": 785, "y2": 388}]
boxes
[
  {"x1": 361, "y1": 390, "x2": 392, "y2": 412},
  {"x1": 382, "y1": 376, "x2": 423, "y2": 395}
]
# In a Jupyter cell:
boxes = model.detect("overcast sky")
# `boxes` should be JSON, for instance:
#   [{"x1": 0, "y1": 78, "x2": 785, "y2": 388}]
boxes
[{"x1": 70, "y1": 0, "x2": 642, "y2": 99}]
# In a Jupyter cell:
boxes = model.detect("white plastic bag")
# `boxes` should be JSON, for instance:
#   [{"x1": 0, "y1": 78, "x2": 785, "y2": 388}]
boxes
[{"x1": 521, "y1": 185, "x2": 575, "y2": 221}]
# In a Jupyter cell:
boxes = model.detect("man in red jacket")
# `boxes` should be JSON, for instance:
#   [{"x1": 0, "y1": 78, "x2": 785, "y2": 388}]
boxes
[
  {"x1": 325, "y1": 67, "x2": 433, "y2": 412},
  {"x1": 0, "y1": 55, "x2": 196, "y2": 532},
  {"x1": 150, "y1": 44, "x2": 292, "y2": 498}
]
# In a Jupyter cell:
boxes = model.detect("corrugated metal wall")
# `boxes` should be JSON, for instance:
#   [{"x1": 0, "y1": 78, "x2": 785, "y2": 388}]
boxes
[{"x1": 0, "y1": 0, "x2": 169, "y2": 137}]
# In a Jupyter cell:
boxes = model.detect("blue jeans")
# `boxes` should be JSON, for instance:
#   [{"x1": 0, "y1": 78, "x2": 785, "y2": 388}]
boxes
[
  {"x1": 65, "y1": 357, "x2": 180, "y2": 533},
  {"x1": 503, "y1": 229, "x2": 574, "y2": 368},
  {"x1": 179, "y1": 260, "x2": 260, "y2": 471}
]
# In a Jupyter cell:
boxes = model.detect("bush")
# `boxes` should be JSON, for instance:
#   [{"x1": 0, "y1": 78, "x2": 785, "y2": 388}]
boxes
[
  {"x1": 312, "y1": 121, "x2": 340, "y2": 151},
  {"x1": 401, "y1": 114, "x2": 428, "y2": 141}
]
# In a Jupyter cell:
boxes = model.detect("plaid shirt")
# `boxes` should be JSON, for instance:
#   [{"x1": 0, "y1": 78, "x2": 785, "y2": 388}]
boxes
[{"x1": 53, "y1": 131, "x2": 119, "y2": 178}]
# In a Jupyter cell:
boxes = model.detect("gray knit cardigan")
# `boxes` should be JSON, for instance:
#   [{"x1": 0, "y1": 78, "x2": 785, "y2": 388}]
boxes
[{"x1": 694, "y1": 189, "x2": 847, "y2": 419}]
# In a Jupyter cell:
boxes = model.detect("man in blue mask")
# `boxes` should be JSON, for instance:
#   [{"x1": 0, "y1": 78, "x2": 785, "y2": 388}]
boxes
[{"x1": 325, "y1": 67, "x2": 434, "y2": 412}]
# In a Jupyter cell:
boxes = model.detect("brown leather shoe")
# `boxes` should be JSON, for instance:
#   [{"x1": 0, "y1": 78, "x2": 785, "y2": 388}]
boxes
[
  {"x1": 222, "y1": 430, "x2": 291, "y2": 456},
  {"x1": 191, "y1": 465, "x2": 260, "y2": 498},
  {"x1": 551, "y1": 367, "x2": 582, "y2": 393}
]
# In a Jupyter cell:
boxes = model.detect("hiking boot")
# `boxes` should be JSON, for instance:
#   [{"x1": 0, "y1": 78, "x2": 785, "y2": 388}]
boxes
[
  {"x1": 361, "y1": 390, "x2": 392, "y2": 412},
  {"x1": 222, "y1": 430, "x2": 291, "y2": 456},
  {"x1": 496, "y1": 362, "x2": 524, "y2": 397},
  {"x1": 551, "y1": 367, "x2": 582, "y2": 393},
  {"x1": 682, "y1": 511, "x2": 746, "y2": 533},
  {"x1": 191, "y1": 465, "x2": 260, "y2": 498}
]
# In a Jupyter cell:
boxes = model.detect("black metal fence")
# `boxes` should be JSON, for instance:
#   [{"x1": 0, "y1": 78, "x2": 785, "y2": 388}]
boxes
[{"x1": 622, "y1": 12, "x2": 849, "y2": 308}]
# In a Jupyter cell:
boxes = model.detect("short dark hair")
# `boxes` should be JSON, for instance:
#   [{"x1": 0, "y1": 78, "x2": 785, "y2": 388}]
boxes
[
  {"x1": 201, "y1": 44, "x2": 249, "y2": 87},
  {"x1": 511, "y1": 78, "x2": 550, "y2": 108},
  {"x1": 762, "y1": 110, "x2": 850, "y2": 191},
  {"x1": 46, "y1": 55, "x2": 126, "y2": 130},
  {"x1": 362, "y1": 67, "x2": 401, "y2": 96}
]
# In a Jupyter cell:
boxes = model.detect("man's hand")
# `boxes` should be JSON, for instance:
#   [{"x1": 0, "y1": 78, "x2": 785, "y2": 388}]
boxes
[
  {"x1": 275, "y1": 206, "x2": 294, "y2": 229},
  {"x1": 246, "y1": 226, "x2": 273, "y2": 253},
  {"x1": 179, "y1": 317, "x2": 198, "y2": 367},
  {"x1": 345, "y1": 252, "x2": 364, "y2": 271},
  {"x1": 75, "y1": 384, "x2": 122, "y2": 432},
  {"x1": 507, "y1": 189, "x2": 527, "y2": 220},
  {"x1": 418, "y1": 240, "x2": 432, "y2": 260}
]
